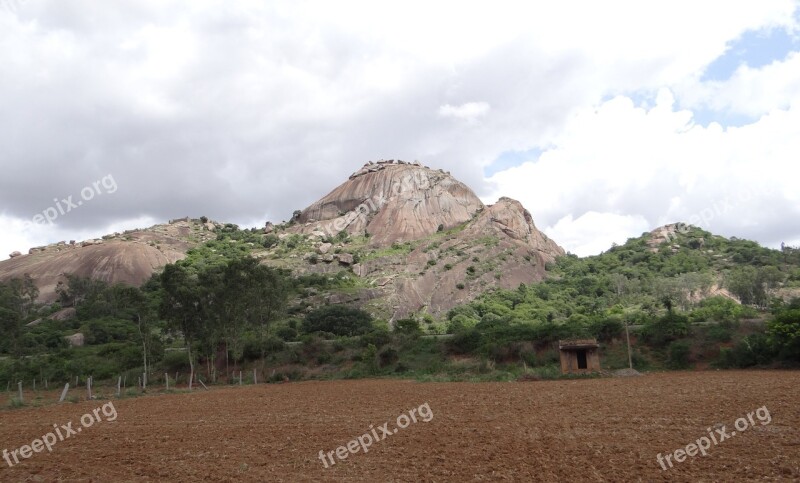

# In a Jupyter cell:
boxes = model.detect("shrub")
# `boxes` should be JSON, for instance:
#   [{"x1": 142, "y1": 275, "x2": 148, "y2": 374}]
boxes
[
  {"x1": 303, "y1": 305, "x2": 374, "y2": 337},
  {"x1": 378, "y1": 347, "x2": 399, "y2": 368},
  {"x1": 667, "y1": 341, "x2": 691, "y2": 369},
  {"x1": 263, "y1": 234, "x2": 279, "y2": 248},
  {"x1": 394, "y1": 318, "x2": 422, "y2": 336},
  {"x1": 447, "y1": 328, "x2": 482, "y2": 354},
  {"x1": 767, "y1": 306, "x2": 800, "y2": 363},
  {"x1": 360, "y1": 328, "x2": 392, "y2": 348},
  {"x1": 716, "y1": 334, "x2": 777, "y2": 368},
  {"x1": 705, "y1": 321, "x2": 735, "y2": 343},
  {"x1": 276, "y1": 326, "x2": 298, "y2": 341},
  {"x1": 588, "y1": 318, "x2": 623, "y2": 342},
  {"x1": 640, "y1": 313, "x2": 690, "y2": 347}
]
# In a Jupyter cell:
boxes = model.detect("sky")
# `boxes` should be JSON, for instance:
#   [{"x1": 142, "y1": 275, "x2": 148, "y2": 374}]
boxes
[{"x1": 1, "y1": 1, "x2": 799, "y2": 259}]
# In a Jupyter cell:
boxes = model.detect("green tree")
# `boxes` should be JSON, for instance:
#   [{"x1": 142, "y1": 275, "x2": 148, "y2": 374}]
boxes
[
  {"x1": 767, "y1": 303, "x2": 800, "y2": 363},
  {"x1": 160, "y1": 264, "x2": 204, "y2": 389}
]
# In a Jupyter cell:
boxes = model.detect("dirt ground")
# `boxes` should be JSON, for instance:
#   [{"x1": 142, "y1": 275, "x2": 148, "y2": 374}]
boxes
[{"x1": 0, "y1": 371, "x2": 798, "y2": 482}]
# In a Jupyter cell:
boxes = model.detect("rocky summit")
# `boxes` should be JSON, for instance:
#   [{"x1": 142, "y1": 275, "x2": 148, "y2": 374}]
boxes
[
  {"x1": 285, "y1": 160, "x2": 565, "y2": 318},
  {"x1": 292, "y1": 161, "x2": 484, "y2": 246}
]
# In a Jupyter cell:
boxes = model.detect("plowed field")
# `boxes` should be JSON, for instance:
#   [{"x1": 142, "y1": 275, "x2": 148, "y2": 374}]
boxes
[{"x1": 1, "y1": 371, "x2": 798, "y2": 481}]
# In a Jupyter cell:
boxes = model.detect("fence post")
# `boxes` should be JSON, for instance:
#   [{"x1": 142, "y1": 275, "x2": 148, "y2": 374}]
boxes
[
  {"x1": 117, "y1": 376, "x2": 122, "y2": 397},
  {"x1": 253, "y1": 369, "x2": 257, "y2": 385},
  {"x1": 59, "y1": 383, "x2": 70, "y2": 403},
  {"x1": 239, "y1": 371, "x2": 242, "y2": 385},
  {"x1": 87, "y1": 377, "x2": 92, "y2": 400},
  {"x1": 165, "y1": 373, "x2": 169, "y2": 391},
  {"x1": 17, "y1": 381, "x2": 23, "y2": 402}
]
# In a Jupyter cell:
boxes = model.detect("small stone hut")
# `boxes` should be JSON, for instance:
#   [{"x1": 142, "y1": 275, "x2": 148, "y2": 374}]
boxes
[{"x1": 558, "y1": 338, "x2": 600, "y2": 374}]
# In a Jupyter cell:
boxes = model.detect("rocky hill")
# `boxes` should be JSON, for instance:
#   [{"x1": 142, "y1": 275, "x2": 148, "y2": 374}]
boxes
[
  {"x1": 0, "y1": 219, "x2": 215, "y2": 303},
  {"x1": 0, "y1": 161, "x2": 564, "y2": 317}
]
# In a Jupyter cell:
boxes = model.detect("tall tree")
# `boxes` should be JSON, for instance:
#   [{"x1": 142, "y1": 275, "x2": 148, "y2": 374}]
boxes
[{"x1": 160, "y1": 264, "x2": 204, "y2": 390}]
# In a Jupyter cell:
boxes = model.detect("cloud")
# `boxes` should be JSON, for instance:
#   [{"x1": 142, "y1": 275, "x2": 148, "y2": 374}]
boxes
[
  {"x1": 1, "y1": 1, "x2": 799, "y2": 260},
  {"x1": 485, "y1": 84, "x2": 800, "y2": 255},
  {"x1": 546, "y1": 212, "x2": 651, "y2": 256},
  {"x1": 438, "y1": 102, "x2": 490, "y2": 122}
]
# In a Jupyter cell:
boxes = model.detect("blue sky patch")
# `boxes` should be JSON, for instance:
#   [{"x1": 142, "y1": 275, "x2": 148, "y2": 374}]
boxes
[
  {"x1": 484, "y1": 148, "x2": 543, "y2": 177},
  {"x1": 703, "y1": 26, "x2": 799, "y2": 82},
  {"x1": 688, "y1": 106, "x2": 757, "y2": 129}
]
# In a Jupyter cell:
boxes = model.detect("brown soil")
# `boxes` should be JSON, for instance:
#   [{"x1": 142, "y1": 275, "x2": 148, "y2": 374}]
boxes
[{"x1": 1, "y1": 371, "x2": 798, "y2": 482}]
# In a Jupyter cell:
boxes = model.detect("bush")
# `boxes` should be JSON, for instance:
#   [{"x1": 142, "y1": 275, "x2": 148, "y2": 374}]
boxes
[
  {"x1": 767, "y1": 306, "x2": 800, "y2": 363},
  {"x1": 276, "y1": 326, "x2": 299, "y2": 341},
  {"x1": 716, "y1": 334, "x2": 777, "y2": 368},
  {"x1": 161, "y1": 350, "x2": 191, "y2": 373},
  {"x1": 689, "y1": 296, "x2": 755, "y2": 323},
  {"x1": 667, "y1": 341, "x2": 691, "y2": 369},
  {"x1": 448, "y1": 328, "x2": 482, "y2": 354},
  {"x1": 394, "y1": 318, "x2": 422, "y2": 336},
  {"x1": 588, "y1": 318, "x2": 623, "y2": 342},
  {"x1": 704, "y1": 321, "x2": 736, "y2": 343},
  {"x1": 303, "y1": 305, "x2": 374, "y2": 337},
  {"x1": 640, "y1": 313, "x2": 690, "y2": 347},
  {"x1": 378, "y1": 347, "x2": 399, "y2": 368},
  {"x1": 360, "y1": 328, "x2": 392, "y2": 348},
  {"x1": 263, "y1": 234, "x2": 279, "y2": 248}
]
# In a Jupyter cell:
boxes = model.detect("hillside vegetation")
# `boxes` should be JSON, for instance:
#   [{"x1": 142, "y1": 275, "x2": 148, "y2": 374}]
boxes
[{"x1": 2, "y1": 223, "x2": 799, "y2": 394}]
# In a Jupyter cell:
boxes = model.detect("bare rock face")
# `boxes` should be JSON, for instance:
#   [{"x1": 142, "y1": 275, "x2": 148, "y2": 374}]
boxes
[
  {"x1": 0, "y1": 220, "x2": 214, "y2": 303},
  {"x1": 65, "y1": 333, "x2": 85, "y2": 347},
  {"x1": 9, "y1": 251, "x2": 22, "y2": 258},
  {"x1": 337, "y1": 253, "x2": 354, "y2": 265},
  {"x1": 380, "y1": 197, "x2": 564, "y2": 318},
  {"x1": 292, "y1": 164, "x2": 483, "y2": 246},
  {"x1": 462, "y1": 198, "x2": 564, "y2": 256}
]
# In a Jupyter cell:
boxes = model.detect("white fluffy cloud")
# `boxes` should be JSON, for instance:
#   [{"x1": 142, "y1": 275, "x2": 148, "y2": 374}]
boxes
[
  {"x1": 1, "y1": 1, "x2": 799, "y2": 259},
  {"x1": 486, "y1": 80, "x2": 800, "y2": 255},
  {"x1": 438, "y1": 102, "x2": 490, "y2": 122}
]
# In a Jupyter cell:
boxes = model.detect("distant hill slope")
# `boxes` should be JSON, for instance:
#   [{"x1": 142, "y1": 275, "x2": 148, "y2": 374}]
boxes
[{"x1": 0, "y1": 220, "x2": 214, "y2": 303}]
